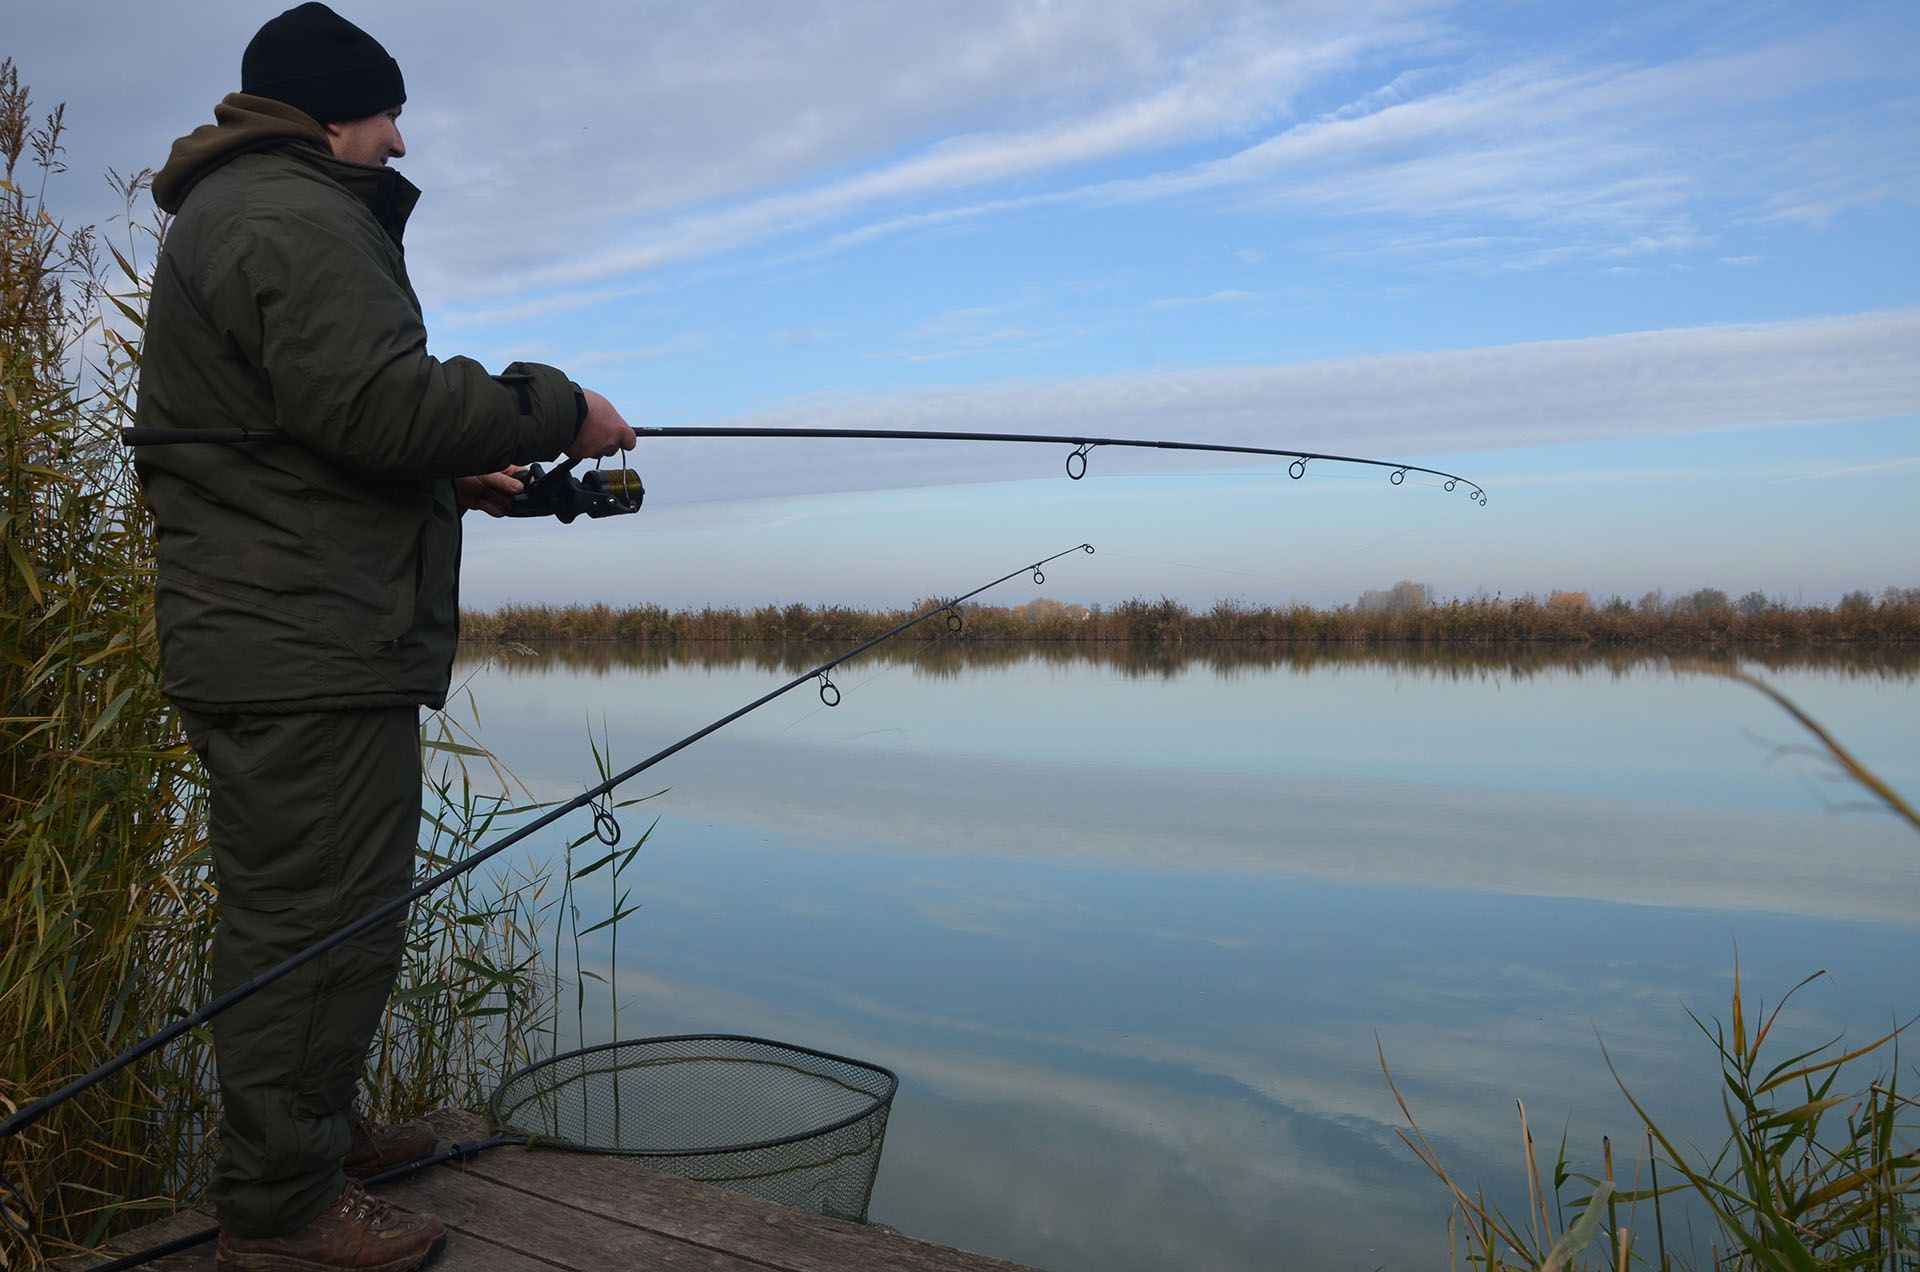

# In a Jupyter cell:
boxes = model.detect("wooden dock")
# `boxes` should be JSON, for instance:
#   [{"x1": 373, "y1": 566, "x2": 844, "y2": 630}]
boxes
[{"x1": 71, "y1": 1111, "x2": 1038, "y2": 1271}]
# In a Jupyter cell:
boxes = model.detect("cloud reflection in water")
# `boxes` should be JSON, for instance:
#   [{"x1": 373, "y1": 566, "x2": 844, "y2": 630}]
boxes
[{"x1": 454, "y1": 650, "x2": 1918, "y2": 1269}]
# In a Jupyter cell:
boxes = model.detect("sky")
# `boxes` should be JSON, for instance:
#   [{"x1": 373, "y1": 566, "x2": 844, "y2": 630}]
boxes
[{"x1": 10, "y1": 0, "x2": 1918, "y2": 608}]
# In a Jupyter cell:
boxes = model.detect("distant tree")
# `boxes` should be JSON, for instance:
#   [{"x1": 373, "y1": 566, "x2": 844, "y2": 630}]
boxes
[
  {"x1": 1882, "y1": 586, "x2": 1920, "y2": 607},
  {"x1": 1014, "y1": 597, "x2": 1071, "y2": 622},
  {"x1": 1686, "y1": 587, "x2": 1730, "y2": 614},
  {"x1": 1602, "y1": 596, "x2": 1632, "y2": 615},
  {"x1": 1736, "y1": 591, "x2": 1770, "y2": 615},
  {"x1": 1546, "y1": 590, "x2": 1589, "y2": 613},
  {"x1": 1839, "y1": 589, "x2": 1875, "y2": 613},
  {"x1": 1357, "y1": 580, "x2": 1433, "y2": 614},
  {"x1": 1636, "y1": 590, "x2": 1669, "y2": 617}
]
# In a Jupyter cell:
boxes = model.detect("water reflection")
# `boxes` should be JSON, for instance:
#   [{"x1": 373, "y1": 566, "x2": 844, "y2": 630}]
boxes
[
  {"x1": 446, "y1": 643, "x2": 1920, "y2": 1270},
  {"x1": 457, "y1": 638, "x2": 1920, "y2": 683}
]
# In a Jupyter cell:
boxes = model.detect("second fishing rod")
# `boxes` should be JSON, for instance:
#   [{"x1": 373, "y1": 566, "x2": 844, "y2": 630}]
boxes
[{"x1": 0, "y1": 542, "x2": 1098, "y2": 1185}]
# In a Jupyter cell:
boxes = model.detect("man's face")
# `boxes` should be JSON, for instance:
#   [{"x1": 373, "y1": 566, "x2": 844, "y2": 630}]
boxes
[{"x1": 325, "y1": 106, "x2": 406, "y2": 167}]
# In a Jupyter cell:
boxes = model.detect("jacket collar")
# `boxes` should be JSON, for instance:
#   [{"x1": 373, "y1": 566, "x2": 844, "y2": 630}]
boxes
[
  {"x1": 299, "y1": 151, "x2": 422, "y2": 246},
  {"x1": 157, "y1": 94, "x2": 421, "y2": 245}
]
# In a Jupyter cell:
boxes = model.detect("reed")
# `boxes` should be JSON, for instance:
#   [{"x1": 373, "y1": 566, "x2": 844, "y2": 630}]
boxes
[
  {"x1": 362, "y1": 711, "x2": 562, "y2": 1129},
  {"x1": 1387, "y1": 676, "x2": 1919, "y2": 1270},
  {"x1": 0, "y1": 61, "x2": 218, "y2": 1262},
  {"x1": 0, "y1": 67, "x2": 577, "y2": 1267},
  {"x1": 1387, "y1": 969, "x2": 1918, "y2": 1270}
]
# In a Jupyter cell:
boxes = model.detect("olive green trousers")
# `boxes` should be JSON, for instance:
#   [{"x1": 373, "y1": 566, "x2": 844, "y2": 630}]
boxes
[{"x1": 180, "y1": 706, "x2": 419, "y2": 1238}]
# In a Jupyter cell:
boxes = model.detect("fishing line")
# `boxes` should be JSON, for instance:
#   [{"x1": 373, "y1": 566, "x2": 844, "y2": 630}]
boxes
[
  {"x1": 570, "y1": 541, "x2": 1079, "y2": 805},
  {"x1": 1311, "y1": 506, "x2": 1470, "y2": 571},
  {"x1": 608, "y1": 577, "x2": 1004, "y2": 827},
  {"x1": 509, "y1": 634, "x2": 933, "y2": 830},
  {"x1": 719, "y1": 654, "x2": 911, "y2": 753},
  {"x1": 0, "y1": 543, "x2": 1098, "y2": 1244},
  {"x1": 1096, "y1": 551, "x2": 1289, "y2": 583},
  {"x1": 1098, "y1": 505, "x2": 1469, "y2": 592}
]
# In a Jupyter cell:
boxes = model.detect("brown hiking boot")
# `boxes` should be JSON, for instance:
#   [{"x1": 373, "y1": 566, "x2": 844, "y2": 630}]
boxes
[
  {"x1": 216, "y1": 1181, "x2": 446, "y2": 1271},
  {"x1": 342, "y1": 1113, "x2": 436, "y2": 1179}
]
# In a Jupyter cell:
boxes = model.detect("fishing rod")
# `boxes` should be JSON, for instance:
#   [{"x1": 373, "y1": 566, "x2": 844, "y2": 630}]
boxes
[
  {"x1": 118, "y1": 424, "x2": 1490, "y2": 511},
  {"x1": 633, "y1": 426, "x2": 1489, "y2": 503},
  {"x1": 0, "y1": 542, "x2": 1096, "y2": 1242}
]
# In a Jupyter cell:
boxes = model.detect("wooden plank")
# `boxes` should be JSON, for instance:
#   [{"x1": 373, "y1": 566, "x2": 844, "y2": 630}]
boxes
[
  {"x1": 380, "y1": 1157, "x2": 761, "y2": 1272},
  {"x1": 64, "y1": 1108, "x2": 1039, "y2": 1272},
  {"x1": 415, "y1": 1233, "x2": 563, "y2": 1272},
  {"x1": 70, "y1": 1213, "x2": 562, "y2": 1272},
  {"x1": 449, "y1": 1144, "x2": 1037, "y2": 1272},
  {"x1": 61, "y1": 1207, "x2": 216, "y2": 1271},
  {"x1": 59, "y1": 1196, "x2": 558, "y2": 1272},
  {"x1": 422, "y1": 1109, "x2": 1035, "y2": 1272}
]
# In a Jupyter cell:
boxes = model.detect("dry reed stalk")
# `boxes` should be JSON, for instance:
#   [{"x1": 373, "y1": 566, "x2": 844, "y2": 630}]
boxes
[
  {"x1": 1, "y1": 62, "x2": 217, "y2": 1266},
  {"x1": 1521, "y1": 1098, "x2": 1555, "y2": 1251}
]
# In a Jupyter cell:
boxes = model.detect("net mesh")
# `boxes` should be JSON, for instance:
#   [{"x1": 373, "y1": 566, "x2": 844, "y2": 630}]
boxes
[{"x1": 488, "y1": 1034, "x2": 897, "y2": 1222}]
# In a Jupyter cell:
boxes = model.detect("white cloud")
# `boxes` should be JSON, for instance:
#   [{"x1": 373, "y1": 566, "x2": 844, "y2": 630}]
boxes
[
  {"x1": 1778, "y1": 456, "x2": 1920, "y2": 483},
  {"x1": 421, "y1": 3, "x2": 1431, "y2": 301},
  {"x1": 857, "y1": 44, "x2": 1831, "y2": 281},
  {"x1": 810, "y1": 31, "x2": 1914, "y2": 275},
  {"x1": 8, "y1": 2, "x2": 1434, "y2": 285},
  {"x1": 567, "y1": 333, "x2": 711, "y2": 369},
  {"x1": 625, "y1": 308, "x2": 1920, "y2": 504},
  {"x1": 1142, "y1": 289, "x2": 1259, "y2": 309},
  {"x1": 12, "y1": 2, "x2": 1914, "y2": 302},
  {"x1": 434, "y1": 281, "x2": 667, "y2": 331}
]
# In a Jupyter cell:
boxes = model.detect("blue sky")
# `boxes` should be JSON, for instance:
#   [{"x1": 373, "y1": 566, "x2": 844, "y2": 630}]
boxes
[{"x1": 14, "y1": 0, "x2": 1918, "y2": 607}]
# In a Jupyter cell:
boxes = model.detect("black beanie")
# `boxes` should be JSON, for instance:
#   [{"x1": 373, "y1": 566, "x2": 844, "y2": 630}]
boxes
[{"x1": 242, "y1": 3, "x2": 405, "y2": 124}]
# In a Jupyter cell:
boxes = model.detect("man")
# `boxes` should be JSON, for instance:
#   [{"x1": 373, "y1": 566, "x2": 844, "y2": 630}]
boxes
[{"x1": 134, "y1": 5, "x2": 634, "y2": 1268}]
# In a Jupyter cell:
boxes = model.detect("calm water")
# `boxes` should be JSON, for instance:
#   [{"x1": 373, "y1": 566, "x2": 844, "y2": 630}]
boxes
[{"x1": 445, "y1": 644, "x2": 1919, "y2": 1270}]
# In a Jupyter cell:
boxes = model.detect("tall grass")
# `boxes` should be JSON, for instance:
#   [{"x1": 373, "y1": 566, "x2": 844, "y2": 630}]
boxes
[
  {"x1": 362, "y1": 712, "x2": 561, "y2": 1131},
  {"x1": 1386, "y1": 676, "x2": 1920, "y2": 1270},
  {"x1": 0, "y1": 65, "x2": 578, "y2": 1267},
  {"x1": 0, "y1": 59, "x2": 218, "y2": 1262},
  {"x1": 1387, "y1": 968, "x2": 1918, "y2": 1270}
]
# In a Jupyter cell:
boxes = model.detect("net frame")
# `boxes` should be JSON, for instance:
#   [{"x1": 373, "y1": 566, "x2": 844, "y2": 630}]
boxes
[{"x1": 488, "y1": 1034, "x2": 899, "y2": 1221}]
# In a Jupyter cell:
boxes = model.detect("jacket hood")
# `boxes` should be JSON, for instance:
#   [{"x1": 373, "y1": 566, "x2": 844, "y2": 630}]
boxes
[{"x1": 153, "y1": 93, "x2": 331, "y2": 213}]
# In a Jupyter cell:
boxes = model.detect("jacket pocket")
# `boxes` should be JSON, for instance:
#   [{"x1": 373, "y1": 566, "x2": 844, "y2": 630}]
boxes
[{"x1": 370, "y1": 520, "x2": 425, "y2": 643}]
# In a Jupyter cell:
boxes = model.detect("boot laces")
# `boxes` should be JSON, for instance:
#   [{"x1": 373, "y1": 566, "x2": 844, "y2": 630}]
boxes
[{"x1": 333, "y1": 1181, "x2": 395, "y2": 1228}]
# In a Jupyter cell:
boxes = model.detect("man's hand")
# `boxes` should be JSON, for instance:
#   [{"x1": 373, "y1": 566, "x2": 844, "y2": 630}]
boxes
[
  {"x1": 454, "y1": 466, "x2": 527, "y2": 517},
  {"x1": 567, "y1": 389, "x2": 637, "y2": 461}
]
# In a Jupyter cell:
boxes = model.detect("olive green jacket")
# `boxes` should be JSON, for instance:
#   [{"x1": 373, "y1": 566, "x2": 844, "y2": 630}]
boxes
[{"x1": 137, "y1": 95, "x2": 579, "y2": 713}]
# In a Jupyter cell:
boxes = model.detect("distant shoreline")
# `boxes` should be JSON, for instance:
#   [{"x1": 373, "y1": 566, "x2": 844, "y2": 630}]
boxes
[{"x1": 461, "y1": 592, "x2": 1920, "y2": 650}]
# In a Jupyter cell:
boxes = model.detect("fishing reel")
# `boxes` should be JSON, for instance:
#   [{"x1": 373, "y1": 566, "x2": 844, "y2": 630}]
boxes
[{"x1": 505, "y1": 458, "x2": 644, "y2": 523}]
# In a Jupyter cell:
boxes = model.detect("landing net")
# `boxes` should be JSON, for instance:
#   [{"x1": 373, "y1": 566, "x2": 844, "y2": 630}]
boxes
[{"x1": 488, "y1": 1034, "x2": 897, "y2": 1222}]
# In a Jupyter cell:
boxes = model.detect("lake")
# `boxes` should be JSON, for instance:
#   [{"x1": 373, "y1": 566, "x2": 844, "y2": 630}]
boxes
[{"x1": 443, "y1": 642, "x2": 1919, "y2": 1270}]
